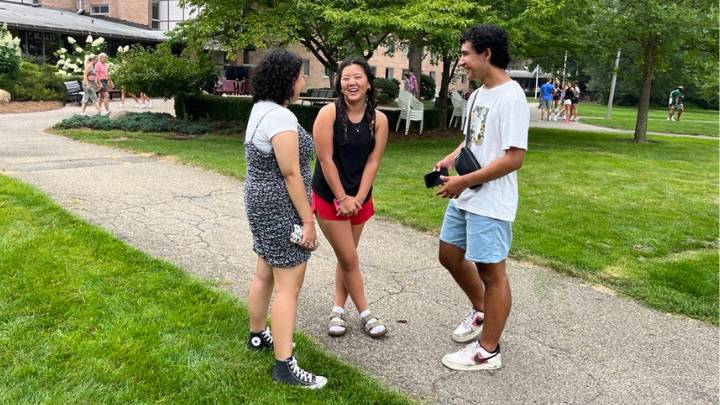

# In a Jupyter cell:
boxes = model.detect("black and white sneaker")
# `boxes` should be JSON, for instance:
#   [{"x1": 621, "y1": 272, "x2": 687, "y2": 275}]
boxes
[
  {"x1": 272, "y1": 356, "x2": 328, "y2": 389},
  {"x1": 247, "y1": 327, "x2": 274, "y2": 351}
]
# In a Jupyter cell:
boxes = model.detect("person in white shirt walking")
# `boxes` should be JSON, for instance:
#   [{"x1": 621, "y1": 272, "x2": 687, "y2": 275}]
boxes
[{"x1": 433, "y1": 24, "x2": 529, "y2": 371}]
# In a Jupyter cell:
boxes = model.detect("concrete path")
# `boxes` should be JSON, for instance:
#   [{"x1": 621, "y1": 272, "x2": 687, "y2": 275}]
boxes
[
  {"x1": 1, "y1": 102, "x2": 718, "y2": 404},
  {"x1": 528, "y1": 103, "x2": 718, "y2": 140}
]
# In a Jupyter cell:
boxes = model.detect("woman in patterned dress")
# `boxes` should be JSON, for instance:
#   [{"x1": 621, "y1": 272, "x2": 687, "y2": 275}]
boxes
[{"x1": 243, "y1": 49, "x2": 326, "y2": 389}]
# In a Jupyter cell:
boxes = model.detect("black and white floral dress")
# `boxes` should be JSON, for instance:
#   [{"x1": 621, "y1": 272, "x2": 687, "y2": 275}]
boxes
[{"x1": 244, "y1": 117, "x2": 314, "y2": 268}]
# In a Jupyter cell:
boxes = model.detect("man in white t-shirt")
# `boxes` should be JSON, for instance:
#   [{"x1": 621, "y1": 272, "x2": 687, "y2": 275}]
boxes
[{"x1": 433, "y1": 24, "x2": 529, "y2": 371}]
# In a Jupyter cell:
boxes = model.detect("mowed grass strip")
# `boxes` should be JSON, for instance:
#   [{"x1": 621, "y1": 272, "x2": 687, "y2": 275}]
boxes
[
  {"x1": 0, "y1": 175, "x2": 414, "y2": 404},
  {"x1": 576, "y1": 103, "x2": 719, "y2": 137},
  {"x1": 57, "y1": 127, "x2": 720, "y2": 323}
]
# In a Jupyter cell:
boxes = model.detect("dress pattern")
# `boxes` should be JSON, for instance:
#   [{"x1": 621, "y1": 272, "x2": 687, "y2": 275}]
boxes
[{"x1": 244, "y1": 121, "x2": 314, "y2": 268}]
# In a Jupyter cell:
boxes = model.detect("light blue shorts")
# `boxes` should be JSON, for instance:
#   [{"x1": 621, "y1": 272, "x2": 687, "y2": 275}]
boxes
[{"x1": 439, "y1": 200, "x2": 512, "y2": 264}]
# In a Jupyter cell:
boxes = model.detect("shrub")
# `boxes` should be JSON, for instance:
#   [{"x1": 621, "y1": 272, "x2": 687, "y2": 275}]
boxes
[
  {"x1": 419, "y1": 74, "x2": 436, "y2": 100},
  {"x1": 0, "y1": 61, "x2": 64, "y2": 101},
  {"x1": 54, "y1": 112, "x2": 214, "y2": 135},
  {"x1": 176, "y1": 95, "x2": 453, "y2": 132},
  {"x1": 374, "y1": 78, "x2": 400, "y2": 104},
  {"x1": 0, "y1": 24, "x2": 22, "y2": 75},
  {"x1": 175, "y1": 95, "x2": 323, "y2": 130}
]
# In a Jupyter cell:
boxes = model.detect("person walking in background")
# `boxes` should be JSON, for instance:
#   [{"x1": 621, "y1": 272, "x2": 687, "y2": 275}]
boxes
[
  {"x1": 551, "y1": 78, "x2": 562, "y2": 120},
  {"x1": 403, "y1": 71, "x2": 418, "y2": 95},
  {"x1": 667, "y1": 85, "x2": 685, "y2": 121},
  {"x1": 433, "y1": 24, "x2": 528, "y2": 371},
  {"x1": 562, "y1": 83, "x2": 575, "y2": 123},
  {"x1": 243, "y1": 49, "x2": 326, "y2": 389},
  {"x1": 569, "y1": 82, "x2": 580, "y2": 121},
  {"x1": 311, "y1": 58, "x2": 390, "y2": 340},
  {"x1": 120, "y1": 89, "x2": 152, "y2": 109},
  {"x1": 79, "y1": 54, "x2": 101, "y2": 116},
  {"x1": 539, "y1": 78, "x2": 555, "y2": 121},
  {"x1": 95, "y1": 52, "x2": 112, "y2": 116}
]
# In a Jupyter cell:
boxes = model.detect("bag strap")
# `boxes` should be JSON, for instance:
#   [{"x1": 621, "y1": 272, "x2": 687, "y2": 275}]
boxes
[
  {"x1": 248, "y1": 106, "x2": 281, "y2": 143},
  {"x1": 463, "y1": 90, "x2": 480, "y2": 148}
]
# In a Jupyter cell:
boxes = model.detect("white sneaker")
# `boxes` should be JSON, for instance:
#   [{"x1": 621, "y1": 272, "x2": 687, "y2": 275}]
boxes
[
  {"x1": 139, "y1": 104, "x2": 146, "y2": 109},
  {"x1": 102, "y1": 110, "x2": 111, "y2": 116},
  {"x1": 452, "y1": 309, "x2": 484, "y2": 343},
  {"x1": 671, "y1": 117, "x2": 676, "y2": 121},
  {"x1": 119, "y1": 103, "x2": 124, "y2": 108},
  {"x1": 666, "y1": 117, "x2": 671, "y2": 121},
  {"x1": 146, "y1": 101, "x2": 153, "y2": 108},
  {"x1": 442, "y1": 341, "x2": 501, "y2": 371}
]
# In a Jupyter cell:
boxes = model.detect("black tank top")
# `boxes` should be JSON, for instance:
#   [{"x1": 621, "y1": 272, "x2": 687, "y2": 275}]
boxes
[{"x1": 311, "y1": 106, "x2": 375, "y2": 203}]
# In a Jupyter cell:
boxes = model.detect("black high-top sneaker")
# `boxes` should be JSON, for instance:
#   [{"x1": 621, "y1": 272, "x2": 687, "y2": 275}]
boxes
[
  {"x1": 247, "y1": 327, "x2": 273, "y2": 351},
  {"x1": 272, "y1": 356, "x2": 328, "y2": 389}
]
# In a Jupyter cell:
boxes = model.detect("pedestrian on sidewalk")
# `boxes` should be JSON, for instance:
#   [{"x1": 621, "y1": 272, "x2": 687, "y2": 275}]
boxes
[
  {"x1": 433, "y1": 24, "x2": 529, "y2": 371},
  {"x1": 79, "y1": 54, "x2": 101, "y2": 116},
  {"x1": 311, "y1": 58, "x2": 390, "y2": 339},
  {"x1": 563, "y1": 83, "x2": 575, "y2": 123},
  {"x1": 95, "y1": 53, "x2": 113, "y2": 116},
  {"x1": 243, "y1": 49, "x2": 327, "y2": 389},
  {"x1": 539, "y1": 78, "x2": 554, "y2": 121},
  {"x1": 667, "y1": 85, "x2": 685, "y2": 121}
]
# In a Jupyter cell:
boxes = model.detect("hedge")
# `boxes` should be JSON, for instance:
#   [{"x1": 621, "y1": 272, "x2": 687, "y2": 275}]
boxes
[
  {"x1": 176, "y1": 95, "x2": 453, "y2": 133},
  {"x1": 55, "y1": 112, "x2": 213, "y2": 135}
]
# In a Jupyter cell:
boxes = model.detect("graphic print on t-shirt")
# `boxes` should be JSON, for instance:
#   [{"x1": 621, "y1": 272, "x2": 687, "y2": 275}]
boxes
[{"x1": 467, "y1": 104, "x2": 490, "y2": 145}]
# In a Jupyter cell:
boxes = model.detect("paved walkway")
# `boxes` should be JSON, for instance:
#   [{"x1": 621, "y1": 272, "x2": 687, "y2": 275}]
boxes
[
  {"x1": 528, "y1": 105, "x2": 718, "y2": 140},
  {"x1": 1, "y1": 102, "x2": 718, "y2": 404}
]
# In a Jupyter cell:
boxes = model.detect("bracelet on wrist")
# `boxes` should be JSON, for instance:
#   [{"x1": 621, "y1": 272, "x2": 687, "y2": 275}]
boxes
[{"x1": 336, "y1": 195, "x2": 349, "y2": 202}]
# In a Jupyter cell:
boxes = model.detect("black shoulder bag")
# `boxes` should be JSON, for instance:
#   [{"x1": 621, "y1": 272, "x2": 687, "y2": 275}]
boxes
[{"x1": 455, "y1": 91, "x2": 482, "y2": 189}]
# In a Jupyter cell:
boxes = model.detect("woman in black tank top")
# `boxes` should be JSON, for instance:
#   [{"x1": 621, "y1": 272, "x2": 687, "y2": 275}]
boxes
[{"x1": 311, "y1": 58, "x2": 390, "y2": 339}]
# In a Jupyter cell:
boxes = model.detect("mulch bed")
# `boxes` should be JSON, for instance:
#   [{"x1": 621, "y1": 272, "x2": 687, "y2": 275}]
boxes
[{"x1": 0, "y1": 101, "x2": 64, "y2": 114}]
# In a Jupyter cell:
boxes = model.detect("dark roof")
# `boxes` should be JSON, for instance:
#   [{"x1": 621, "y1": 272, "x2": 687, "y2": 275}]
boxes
[{"x1": 0, "y1": 1, "x2": 165, "y2": 42}]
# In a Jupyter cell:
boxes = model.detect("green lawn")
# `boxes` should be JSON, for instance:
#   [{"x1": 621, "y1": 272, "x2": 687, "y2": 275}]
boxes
[
  {"x1": 0, "y1": 175, "x2": 413, "y2": 403},
  {"x1": 56, "y1": 127, "x2": 720, "y2": 323},
  {"x1": 577, "y1": 103, "x2": 719, "y2": 137}
]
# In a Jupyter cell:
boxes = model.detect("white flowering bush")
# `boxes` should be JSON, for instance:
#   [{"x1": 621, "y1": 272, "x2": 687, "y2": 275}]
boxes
[
  {"x1": 54, "y1": 35, "x2": 108, "y2": 77},
  {"x1": 0, "y1": 24, "x2": 22, "y2": 75}
]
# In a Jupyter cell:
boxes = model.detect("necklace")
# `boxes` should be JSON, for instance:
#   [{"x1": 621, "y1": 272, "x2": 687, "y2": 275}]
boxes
[{"x1": 350, "y1": 120, "x2": 362, "y2": 134}]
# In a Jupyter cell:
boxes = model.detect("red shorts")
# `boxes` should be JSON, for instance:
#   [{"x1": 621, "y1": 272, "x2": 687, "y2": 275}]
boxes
[{"x1": 312, "y1": 192, "x2": 374, "y2": 225}]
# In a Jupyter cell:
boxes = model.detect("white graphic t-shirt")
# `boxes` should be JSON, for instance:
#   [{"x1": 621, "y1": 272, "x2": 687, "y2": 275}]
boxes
[{"x1": 455, "y1": 80, "x2": 529, "y2": 222}]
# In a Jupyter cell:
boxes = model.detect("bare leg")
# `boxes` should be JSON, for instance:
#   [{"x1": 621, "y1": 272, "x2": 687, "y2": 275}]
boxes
[
  {"x1": 272, "y1": 262, "x2": 307, "y2": 360},
  {"x1": 476, "y1": 260, "x2": 511, "y2": 352},
  {"x1": 439, "y1": 241, "x2": 485, "y2": 311},
  {"x1": 247, "y1": 256, "x2": 274, "y2": 332},
  {"x1": 317, "y1": 218, "x2": 368, "y2": 312},
  {"x1": 332, "y1": 222, "x2": 365, "y2": 309}
]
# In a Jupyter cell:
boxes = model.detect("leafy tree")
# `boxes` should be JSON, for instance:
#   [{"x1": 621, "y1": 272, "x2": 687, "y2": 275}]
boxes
[
  {"x1": 583, "y1": 0, "x2": 717, "y2": 142},
  {"x1": 178, "y1": 0, "x2": 406, "y2": 85},
  {"x1": 113, "y1": 45, "x2": 216, "y2": 118}
]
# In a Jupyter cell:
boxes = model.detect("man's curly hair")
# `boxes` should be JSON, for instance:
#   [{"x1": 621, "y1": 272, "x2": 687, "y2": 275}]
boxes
[
  {"x1": 460, "y1": 25, "x2": 511, "y2": 69},
  {"x1": 251, "y1": 49, "x2": 303, "y2": 104}
]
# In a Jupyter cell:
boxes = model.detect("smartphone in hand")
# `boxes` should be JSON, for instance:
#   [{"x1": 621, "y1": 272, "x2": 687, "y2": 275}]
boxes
[{"x1": 424, "y1": 167, "x2": 449, "y2": 188}]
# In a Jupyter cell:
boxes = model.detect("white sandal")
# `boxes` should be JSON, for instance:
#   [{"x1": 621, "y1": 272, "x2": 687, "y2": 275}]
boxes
[{"x1": 328, "y1": 310, "x2": 347, "y2": 337}]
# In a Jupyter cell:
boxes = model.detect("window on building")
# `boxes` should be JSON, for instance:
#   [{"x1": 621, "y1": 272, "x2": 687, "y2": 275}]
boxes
[
  {"x1": 387, "y1": 42, "x2": 395, "y2": 53},
  {"x1": 91, "y1": 5, "x2": 110, "y2": 15},
  {"x1": 369, "y1": 65, "x2": 377, "y2": 76},
  {"x1": 385, "y1": 67, "x2": 394, "y2": 80},
  {"x1": 323, "y1": 66, "x2": 331, "y2": 78},
  {"x1": 429, "y1": 71, "x2": 436, "y2": 81},
  {"x1": 302, "y1": 59, "x2": 310, "y2": 76}
]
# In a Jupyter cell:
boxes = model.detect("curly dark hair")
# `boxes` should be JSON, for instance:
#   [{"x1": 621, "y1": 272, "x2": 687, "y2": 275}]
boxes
[
  {"x1": 460, "y1": 24, "x2": 511, "y2": 69},
  {"x1": 251, "y1": 48, "x2": 303, "y2": 104},
  {"x1": 334, "y1": 57, "x2": 377, "y2": 145}
]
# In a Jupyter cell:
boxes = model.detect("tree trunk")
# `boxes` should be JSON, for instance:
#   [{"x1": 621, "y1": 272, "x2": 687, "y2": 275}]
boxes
[
  {"x1": 633, "y1": 36, "x2": 657, "y2": 143},
  {"x1": 437, "y1": 57, "x2": 453, "y2": 131},
  {"x1": 327, "y1": 72, "x2": 335, "y2": 88},
  {"x1": 407, "y1": 42, "x2": 423, "y2": 98}
]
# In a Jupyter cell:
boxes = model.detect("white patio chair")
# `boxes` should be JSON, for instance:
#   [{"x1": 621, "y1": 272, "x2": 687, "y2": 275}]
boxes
[
  {"x1": 395, "y1": 91, "x2": 424, "y2": 135},
  {"x1": 449, "y1": 91, "x2": 467, "y2": 128}
]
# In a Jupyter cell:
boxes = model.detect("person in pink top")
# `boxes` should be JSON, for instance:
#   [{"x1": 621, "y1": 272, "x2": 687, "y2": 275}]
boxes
[{"x1": 95, "y1": 53, "x2": 113, "y2": 115}]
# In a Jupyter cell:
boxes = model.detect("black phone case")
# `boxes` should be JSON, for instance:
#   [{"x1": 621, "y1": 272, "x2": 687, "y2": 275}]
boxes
[{"x1": 424, "y1": 167, "x2": 449, "y2": 188}]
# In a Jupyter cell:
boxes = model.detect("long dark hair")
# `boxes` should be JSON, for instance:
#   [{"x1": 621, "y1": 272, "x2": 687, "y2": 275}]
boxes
[
  {"x1": 251, "y1": 49, "x2": 302, "y2": 105},
  {"x1": 334, "y1": 57, "x2": 377, "y2": 145}
]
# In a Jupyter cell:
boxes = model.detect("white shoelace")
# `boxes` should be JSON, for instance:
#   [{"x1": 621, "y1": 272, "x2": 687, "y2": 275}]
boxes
[
  {"x1": 261, "y1": 328, "x2": 273, "y2": 345},
  {"x1": 461, "y1": 309, "x2": 480, "y2": 329},
  {"x1": 288, "y1": 357, "x2": 314, "y2": 383}
]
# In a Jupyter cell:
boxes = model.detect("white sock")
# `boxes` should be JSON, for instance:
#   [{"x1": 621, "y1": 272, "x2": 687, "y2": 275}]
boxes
[
  {"x1": 360, "y1": 309, "x2": 386, "y2": 335},
  {"x1": 329, "y1": 306, "x2": 346, "y2": 334}
]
